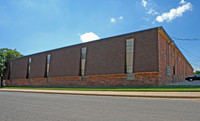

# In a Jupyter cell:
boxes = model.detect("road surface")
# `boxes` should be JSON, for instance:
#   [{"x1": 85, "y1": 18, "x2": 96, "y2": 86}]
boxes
[{"x1": 0, "y1": 92, "x2": 200, "y2": 121}]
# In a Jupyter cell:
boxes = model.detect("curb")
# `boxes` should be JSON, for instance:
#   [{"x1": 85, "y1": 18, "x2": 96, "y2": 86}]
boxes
[{"x1": 1, "y1": 89, "x2": 200, "y2": 99}]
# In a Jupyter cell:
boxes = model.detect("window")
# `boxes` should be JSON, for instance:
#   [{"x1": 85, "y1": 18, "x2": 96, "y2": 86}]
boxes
[
  {"x1": 47, "y1": 54, "x2": 51, "y2": 64},
  {"x1": 81, "y1": 47, "x2": 87, "y2": 59},
  {"x1": 166, "y1": 42, "x2": 172, "y2": 76},
  {"x1": 46, "y1": 54, "x2": 51, "y2": 77},
  {"x1": 126, "y1": 38, "x2": 134, "y2": 74},
  {"x1": 29, "y1": 57, "x2": 31, "y2": 62},
  {"x1": 26, "y1": 58, "x2": 31, "y2": 79},
  {"x1": 81, "y1": 47, "x2": 87, "y2": 76},
  {"x1": 166, "y1": 65, "x2": 171, "y2": 75},
  {"x1": 172, "y1": 51, "x2": 174, "y2": 57}
]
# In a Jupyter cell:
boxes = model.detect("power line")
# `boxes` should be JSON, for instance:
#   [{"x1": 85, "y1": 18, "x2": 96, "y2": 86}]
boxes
[
  {"x1": 171, "y1": 38, "x2": 200, "y2": 59},
  {"x1": 172, "y1": 39, "x2": 200, "y2": 58},
  {"x1": 172, "y1": 37, "x2": 200, "y2": 41},
  {"x1": 176, "y1": 44, "x2": 200, "y2": 59},
  {"x1": 181, "y1": 51, "x2": 200, "y2": 62},
  {"x1": 191, "y1": 63, "x2": 200, "y2": 67},
  {"x1": 189, "y1": 59, "x2": 200, "y2": 62},
  {"x1": 173, "y1": 42, "x2": 200, "y2": 69}
]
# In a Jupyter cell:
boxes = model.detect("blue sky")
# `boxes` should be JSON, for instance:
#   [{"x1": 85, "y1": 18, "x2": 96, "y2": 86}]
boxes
[{"x1": 0, "y1": 0, "x2": 200, "y2": 71}]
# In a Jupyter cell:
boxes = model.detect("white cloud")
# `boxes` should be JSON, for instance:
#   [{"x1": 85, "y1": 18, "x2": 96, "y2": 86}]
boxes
[
  {"x1": 156, "y1": 2, "x2": 192, "y2": 22},
  {"x1": 80, "y1": 32, "x2": 100, "y2": 42},
  {"x1": 110, "y1": 16, "x2": 123, "y2": 23},
  {"x1": 142, "y1": 0, "x2": 147, "y2": 7},
  {"x1": 147, "y1": 8, "x2": 159, "y2": 15},
  {"x1": 110, "y1": 18, "x2": 116, "y2": 23},
  {"x1": 179, "y1": 0, "x2": 186, "y2": 4},
  {"x1": 119, "y1": 16, "x2": 123, "y2": 20},
  {"x1": 141, "y1": 0, "x2": 159, "y2": 16}
]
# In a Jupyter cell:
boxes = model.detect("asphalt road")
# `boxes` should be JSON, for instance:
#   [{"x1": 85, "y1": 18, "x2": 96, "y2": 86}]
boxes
[{"x1": 0, "y1": 92, "x2": 200, "y2": 121}]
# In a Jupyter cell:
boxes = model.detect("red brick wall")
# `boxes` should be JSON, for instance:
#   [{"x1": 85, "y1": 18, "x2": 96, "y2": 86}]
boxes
[
  {"x1": 158, "y1": 33, "x2": 172, "y2": 85},
  {"x1": 4, "y1": 27, "x2": 193, "y2": 87},
  {"x1": 158, "y1": 31, "x2": 193, "y2": 85},
  {"x1": 5, "y1": 72, "x2": 159, "y2": 87},
  {"x1": 6, "y1": 79, "x2": 30, "y2": 87},
  {"x1": 10, "y1": 57, "x2": 28, "y2": 79},
  {"x1": 29, "y1": 53, "x2": 47, "y2": 78},
  {"x1": 4, "y1": 28, "x2": 159, "y2": 80},
  {"x1": 49, "y1": 46, "x2": 81, "y2": 77}
]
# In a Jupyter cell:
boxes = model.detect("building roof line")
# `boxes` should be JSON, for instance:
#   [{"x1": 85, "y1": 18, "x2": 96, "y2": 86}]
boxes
[
  {"x1": 158, "y1": 27, "x2": 193, "y2": 70},
  {"x1": 9, "y1": 26, "x2": 161, "y2": 61}
]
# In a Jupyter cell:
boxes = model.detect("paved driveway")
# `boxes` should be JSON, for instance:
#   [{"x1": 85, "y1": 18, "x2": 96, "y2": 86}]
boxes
[{"x1": 167, "y1": 80, "x2": 200, "y2": 85}]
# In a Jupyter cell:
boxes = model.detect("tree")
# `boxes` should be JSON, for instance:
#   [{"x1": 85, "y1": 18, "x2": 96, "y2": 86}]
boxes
[
  {"x1": 0, "y1": 48, "x2": 23, "y2": 78},
  {"x1": 194, "y1": 70, "x2": 200, "y2": 76}
]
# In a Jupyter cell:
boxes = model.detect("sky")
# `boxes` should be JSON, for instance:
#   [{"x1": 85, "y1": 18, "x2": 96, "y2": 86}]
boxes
[{"x1": 0, "y1": 0, "x2": 200, "y2": 71}]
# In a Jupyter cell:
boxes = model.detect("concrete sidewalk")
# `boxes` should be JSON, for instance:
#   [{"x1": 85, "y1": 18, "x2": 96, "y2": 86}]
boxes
[{"x1": 1, "y1": 88, "x2": 200, "y2": 99}]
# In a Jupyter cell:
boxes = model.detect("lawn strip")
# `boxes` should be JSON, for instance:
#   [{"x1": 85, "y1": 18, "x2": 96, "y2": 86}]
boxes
[{"x1": 2, "y1": 85, "x2": 200, "y2": 92}]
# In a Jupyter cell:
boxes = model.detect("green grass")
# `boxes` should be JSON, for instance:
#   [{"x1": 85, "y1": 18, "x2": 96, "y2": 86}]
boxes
[{"x1": 1, "y1": 85, "x2": 200, "y2": 92}]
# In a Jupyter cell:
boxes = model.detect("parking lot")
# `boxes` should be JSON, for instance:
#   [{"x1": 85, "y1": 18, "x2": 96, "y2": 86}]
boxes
[{"x1": 167, "y1": 80, "x2": 200, "y2": 85}]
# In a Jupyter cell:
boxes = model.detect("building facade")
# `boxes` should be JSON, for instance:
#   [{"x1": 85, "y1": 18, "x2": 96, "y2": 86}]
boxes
[{"x1": 3, "y1": 27, "x2": 193, "y2": 87}]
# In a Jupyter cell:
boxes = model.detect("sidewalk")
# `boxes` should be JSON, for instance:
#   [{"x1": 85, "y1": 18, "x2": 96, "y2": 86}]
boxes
[{"x1": 1, "y1": 88, "x2": 200, "y2": 99}]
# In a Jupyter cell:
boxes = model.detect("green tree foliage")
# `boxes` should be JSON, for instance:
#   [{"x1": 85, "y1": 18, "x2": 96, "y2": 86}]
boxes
[
  {"x1": 0, "y1": 48, "x2": 23, "y2": 78},
  {"x1": 194, "y1": 70, "x2": 200, "y2": 76}
]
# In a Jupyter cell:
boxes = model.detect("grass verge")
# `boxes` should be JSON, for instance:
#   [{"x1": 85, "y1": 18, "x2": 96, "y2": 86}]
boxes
[{"x1": 1, "y1": 85, "x2": 200, "y2": 92}]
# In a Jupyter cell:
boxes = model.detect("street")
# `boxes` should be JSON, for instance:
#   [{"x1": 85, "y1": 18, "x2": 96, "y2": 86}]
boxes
[{"x1": 0, "y1": 92, "x2": 200, "y2": 121}]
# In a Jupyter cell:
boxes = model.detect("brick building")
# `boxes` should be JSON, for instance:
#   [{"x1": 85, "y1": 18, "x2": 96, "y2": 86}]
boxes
[{"x1": 3, "y1": 27, "x2": 193, "y2": 87}]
